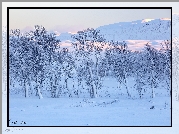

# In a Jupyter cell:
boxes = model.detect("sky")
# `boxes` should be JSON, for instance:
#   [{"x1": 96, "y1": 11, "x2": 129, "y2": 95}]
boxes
[{"x1": 9, "y1": 9, "x2": 171, "y2": 34}]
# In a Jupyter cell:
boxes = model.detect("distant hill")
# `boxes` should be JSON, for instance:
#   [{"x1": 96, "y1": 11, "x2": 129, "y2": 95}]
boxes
[
  {"x1": 56, "y1": 18, "x2": 171, "y2": 41},
  {"x1": 97, "y1": 19, "x2": 171, "y2": 41}
]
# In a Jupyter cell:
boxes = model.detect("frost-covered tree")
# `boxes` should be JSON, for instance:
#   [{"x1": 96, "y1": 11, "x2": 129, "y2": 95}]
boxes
[
  {"x1": 143, "y1": 44, "x2": 156, "y2": 98},
  {"x1": 133, "y1": 51, "x2": 147, "y2": 98},
  {"x1": 72, "y1": 28, "x2": 106, "y2": 98},
  {"x1": 60, "y1": 48, "x2": 76, "y2": 97},
  {"x1": 9, "y1": 25, "x2": 171, "y2": 100},
  {"x1": 46, "y1": 53, "x2": 62, "y2": 98},
  {"x1": 9, "y1": 25, "x2": 60, "y2": 99},
  {"x1": 143, "y1": 43, "x2": 164, "y2": 98},
  {"x1": 107, "y1": 41, "x2": 132, "y2": 97},
  {"x1": 159, "y1": 40, "x2": 171, "y2": 95},
  {"x1": 9, "y1": 29, "x2": 34, "y2": 97},
  {"x1": 30, "y1": 25, "x2": 60, "y2": 99}
]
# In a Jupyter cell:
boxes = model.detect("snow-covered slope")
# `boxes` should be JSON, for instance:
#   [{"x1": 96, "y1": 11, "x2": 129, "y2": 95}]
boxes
[
  {"x1": 56, "y1": 18, "x2": 171, "y2": 41},
  {"x1": 97, "y1": 19, "x2": 171, "y2": 41},
  {"x1": 56, "y1": 32, "x2": 72, "y2": 41}
]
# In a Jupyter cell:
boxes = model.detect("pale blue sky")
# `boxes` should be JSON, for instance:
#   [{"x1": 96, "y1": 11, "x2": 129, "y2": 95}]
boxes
[{"x1": 9, "y1": 9, "x2": 171, "y2": 33}]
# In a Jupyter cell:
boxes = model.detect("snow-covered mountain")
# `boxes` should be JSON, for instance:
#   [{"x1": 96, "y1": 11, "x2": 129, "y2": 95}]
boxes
[
  {"x1": 56, "y1": 32, "x2": 72, "y2": 41},
  {"x1": 56, "y1": 18, "x2": 171, "y2": 41},
  {"x1": 97, "y1": 19, "x2": 171, "y2": 41}
]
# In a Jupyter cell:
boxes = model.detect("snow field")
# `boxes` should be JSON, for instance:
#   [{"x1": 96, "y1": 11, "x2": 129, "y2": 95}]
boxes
[
  {"x1": 9, "y1": 77, "x2": 171, "y2": 126},
  {"x1": 9, "y1": 95, "x2": 171, "y2": 126}
]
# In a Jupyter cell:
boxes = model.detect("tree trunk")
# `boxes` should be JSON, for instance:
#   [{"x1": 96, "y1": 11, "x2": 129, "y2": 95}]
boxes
[
  {"x1": 123, "y1": 80, "x2": 130, "y2": 98},
  {"x1": 166, "y1": 78, "x2": 171, "y2": 96},
  {"x1": 151, "y1": 62, "x2": 155, "y2": 98},
  {"x1": 78, "y1": 79, "x2": 80, "y2": 91},
  {"x1": 151, "y1": 76, "x2": 155, "y2": 98},
  {"x1": 50, "y1": 75, "x2": 53, "y2": 94},
  {"x1": 151, "y1": 77, "x2": 155, "y2": 98},
  {"x1": 117, "y1": 82, "x2": 121, "y2": 89},
  {"x1": 28, "y1": 77, "x2": 33, "y2": 95},
  {"x1": 24, "y1": 79, "x2": 28, "y2": 98},
  {"x1": 55, "y1": 75, "x2": 59, "y2": 98},
  {"x1": 25, "y1": 80, "x2": 29, "y2": 98},
  {"x1": 77, "y1": 79, "x2": 81, "y2": 98},
  {"x1": 37, "y1": 82, "x2": 43, "y2": 99},
  {"x1": 36, "y1": 77, "x2": 43, "y2": 99},
  {"x1": 96, "y1": 56, "x2": 99, "y2": 94},
  {"x1": 55, "y1": 87, "x2": 59, "y2": 98},
  {"x1": 88, "y1": 64, "x2": 97, "y2": 98},
  {"x1": 147, "y1": 49, "x2": 155, "y2": 98},
  {"x1": 65, "y1": 77, "x2": 68, "y2": 89},
  {"x1": 123, "y1": 73, "x2": 130, "y2": 98},
  {"x1": 73, "y1": 77, "x2": 75, "y2": 90},
  {"x1": 10, "y1": 77, "x2": 12, "y2": 86},
  {"x1": 126, "y1": 86, "x2": 130, "y2": 97},
  {"x1": 65, "y1": 75, "x2": 72, "y2": 97}
]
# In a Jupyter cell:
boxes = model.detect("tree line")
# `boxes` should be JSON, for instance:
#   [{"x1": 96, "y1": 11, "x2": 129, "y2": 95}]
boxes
[{"x1": 9, "y1": 25, "x2": 171, "y2": 99}]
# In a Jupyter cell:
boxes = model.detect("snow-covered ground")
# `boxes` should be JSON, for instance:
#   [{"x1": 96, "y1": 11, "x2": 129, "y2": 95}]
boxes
[
  {"x1": 9, "y1": 96, "x2": 171, "y2": 126},
  {"x1": 8, "y1": 77, "x2": 171, "y2": 126}
]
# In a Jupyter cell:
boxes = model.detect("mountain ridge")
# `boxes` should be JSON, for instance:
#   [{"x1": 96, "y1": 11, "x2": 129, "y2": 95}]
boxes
[{"x1": 56, "y1": 18, "x2": 171, "y2": 41}]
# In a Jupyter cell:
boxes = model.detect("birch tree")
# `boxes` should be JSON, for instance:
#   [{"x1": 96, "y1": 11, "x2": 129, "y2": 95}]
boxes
[
  {"x1": 108, "y1": 41, "x2": 132, "y2": 97},
  {"x1": 144, "y1": 43, "x2": 161, "y2": 98},
  {"x1": 31, "y1": 25, "x2": 60, "y2": 99},
  {"x1": 9, "y1": 25, "x2": 60, "y2": 99},
  {"x1": 9, "y1": 29, "x2": 34, "y2": 97},
  {"x1": 72, "y1": 28, "x2": 106, "y2": 98}
]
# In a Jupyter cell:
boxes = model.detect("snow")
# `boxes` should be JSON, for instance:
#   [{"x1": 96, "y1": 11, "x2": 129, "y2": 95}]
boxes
[
  {"x1": 97, "y1": 19, "x2": 170, "y2": 41},
  {"x1": 56, "y1": 32, "x2": 72, "y2": 41},
  {"x1": 9, "y1": 96, "x2": 171, "y2": 126},
  {"x1": 8, "y1": 77, "x2": 171, "y2": 126},
  {"x1": 56, "y1": 19, "x2": 171, "y2": 42}
]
